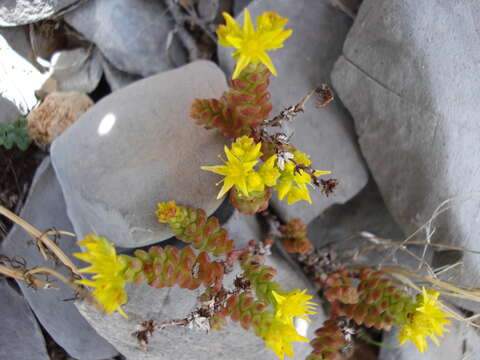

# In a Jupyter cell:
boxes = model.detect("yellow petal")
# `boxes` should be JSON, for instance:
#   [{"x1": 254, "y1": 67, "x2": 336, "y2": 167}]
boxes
[
  {"x1": 217, "y1": 12, "x2": 242, "y2": 47},
  {"x1": 237, "y1": 177, "x2": 249, "y2": 197},
  {"x1": 232, "y1": 53, "x2": 251, "y2": 79},
  {"x1": 201, "y1": 165, "x2": 229, "y2": 175},
  {"x1": 243, "y1": 8, "x2": 255, "y2": 36},
  {"x1": 217, "y1": 177, "x2": 234, "y2": 199},
  {"x1": 257, "y1": 51, "x2": 277, "y2": 76},
  {"x1": 276, "y1": 180, "x2": 292, "y2": 200},
  {"x1": 313, "y1": 170, "x2": 332, "y2": 177}
]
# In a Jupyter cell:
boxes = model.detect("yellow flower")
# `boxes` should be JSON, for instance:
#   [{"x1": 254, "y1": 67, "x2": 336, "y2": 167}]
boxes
[
  {"x1": 202, "y1": 136, "x2": 278, "y2": 199},
  {"x1": 272, "y1": 289, "x2": 317, "y2": 325},
  {"x1": 258, "y1": 154, "x2": 281, "y2": 186},
  {"x1": 262, "y1": 319, "x2": 308, "y2": 359},
  {"x1": 217, "y1": 9, "x2": 292, "y2": 78},
  {"x1": 74, "y1": 234, "x2": 128, "y2": 318},
  {"x1": 398, "y1": 288, "x2": 451, "y2": 353},
  {"x1": 156, "y1": 200, "x2": 177, "y2": 223},
  {"x1": 230, "y1": 135, "x2": 262, "y2": 161},
  {"x1": 275, "y1": 150, "x2": 331, "y2": 205}
]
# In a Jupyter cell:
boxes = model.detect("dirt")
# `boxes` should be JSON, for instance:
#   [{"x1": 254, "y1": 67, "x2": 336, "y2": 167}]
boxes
[{"x1": 0, "y1": 145, "x2": 46, "y2": 241}]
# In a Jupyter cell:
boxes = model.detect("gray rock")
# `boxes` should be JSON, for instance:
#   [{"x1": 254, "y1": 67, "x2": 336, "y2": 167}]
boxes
[
  {"x1": 77, "y1": 211, "x2": 325, "y2": 360},
  {"x1": 329, "y1": 0, "x2": 363, "y2": 19},
  {"x1": 100, "y1": 53, "x2": 141, "y2": 92},
  {"x1": 222, "y1": 210, "x2": 261, "y2": 248},
  {"x1": 379, "y1": 320, "x2": 480, "y2": 360},
  {"x1": 197, "y1": 0, "x2": 219, "y2": 22},
  {"x1": 51, "y1": 61, "x2": 228, "y2": 248},
  {"x1": 0, "y1": 279, "x2": 49, "y2": 360},
  {"x1": 218, "y1": 0, "x2": 368, "y2": 224},
  {"x1": 0, "y1": 96, "x2": 20, "y2": 125},
  {"x1": 233, "y1": 0, "x2": 252, "y2": 15},
  {"x1": 307, "y1": 179, "x2": 431, "y2": 268},
  {"x1": 65, "y1": 0, "x2": 187, "y2": 77},
  {"x1": 331, "y1": 0, "x2": 480, "y2": 311},
  {"x1": 0, "y1": 0, "x2": 81, "y2": 26},
  {"x1": 45, "y1": 47, "x2": 103, "y2": 94},
  {"x1": 1, "y1": 158, "x2": 119, "y2": 359}
]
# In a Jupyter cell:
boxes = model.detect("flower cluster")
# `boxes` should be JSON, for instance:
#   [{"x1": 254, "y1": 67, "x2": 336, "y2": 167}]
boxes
[
  {"x1": 259, "y1": 289, "x2": 317, "y2": 358},
  {"x1": 202, "y1": 136, "x2": 330, "y2": 207},
  {"x1": 315, "y1": 266, "x2": 452, "y2": 358},
  {"x1": 238, "y1": 252, "x2": 318, "y2": 358},
  {"x1": 279, "y1": 218, "x2": 313, "y2": 254},
  {"x1": 201, "y1": 136, "x2": 279, "y2": 199},
  {"x1": 74, "y1": 234, "x2": 129, "y2": 317},
  {"x1": 272, "y1": 289, "x2": 317, "y2": 324},
  {"x1": 217, "y1": 9, "x2": 292, "y2": 79},
  {"x1": 398, "y1": 288, "x2": 451, "y2": 353},
  {"x1": 275, "y1": 150, "x2": 331, "y2": 205},
  {"x1": 196, "y1": 8, "x2": 333, "y2": 212},
  {"x1": 260, "y1": 317, "x2": 309, "y2": 359}
]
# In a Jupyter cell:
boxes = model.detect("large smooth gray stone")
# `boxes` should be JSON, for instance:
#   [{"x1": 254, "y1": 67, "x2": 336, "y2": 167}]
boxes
[
  {"x1": 379, "y1": 320, "x2": 480, "y2": 360},
  {"x1": 100, "y1": 53, "x2": 141, "y2": 92},
  {"x1": 331, "y1": 0, "x2": 480, "y2": 311},
  {"x1": 309, "y1": 178, "x2": 434, "y2": 270},
  {"x1": 1, "y1": 158, "x2": 119, "y2": 359},
  {"x1": 77, "y1": 211, "x2": 325, "y2": 360},
  {"x1": 51, "y1": 61, "x2": 227, "y2": 248},
  {"x1": 0, "y1": 279, "x2": 49, "y2": 360},
  {"x1": 65, "y1": 0, "x2": 186, "y2": 77},
  {"x1": 0, "y1": 0, "x2": 80, "y2": 26},
  {"x1": 47, "y1": 47, "x2": 104, "y2": 94},
  {"x1": 218, "y1": 0, "x2": 368, "y2": 224}
]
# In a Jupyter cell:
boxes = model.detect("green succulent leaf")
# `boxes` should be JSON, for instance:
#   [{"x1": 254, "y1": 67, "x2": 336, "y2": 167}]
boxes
[{"x1": 0, "y1": 117, "x2": 31, "y2": 151}]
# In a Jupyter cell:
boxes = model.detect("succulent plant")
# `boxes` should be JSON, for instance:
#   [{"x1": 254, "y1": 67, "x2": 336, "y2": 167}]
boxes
[
  {"x1": 280, "y1": 218, "x2": 313, "y2": 254},
  {"x1": 190, "y1": 64, "x2": 272, "y2": 138},
  {"x1": 156, "y1": 201, "x2": 234, "y2": 256},
  {"x1": 308, "y1": 319, "x2": 347, "y2": 360},
  {"x1": 123, "y1": 245, "x2": 224, "y2": 291},
  {"x1": 0, "y1": 117, "x2": 31, "y2": 151},
  {"x1": 333, "y1": 268, "x2": 416, "y2": 331},
  {"x1": 229, "y1": 187, "x2": 272, "y2": 215}
]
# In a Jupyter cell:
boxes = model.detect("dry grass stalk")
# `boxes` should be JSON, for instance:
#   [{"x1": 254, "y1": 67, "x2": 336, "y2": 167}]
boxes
[
  {"x1": 0, "y1": 205, "x2": 80, "y2": 276},
  {"x1": 0, "y1": 205, "x2": 105, "y2": 313},
  {"x1": 0, "y1": 263, "x2": 55, "y2": 289}
]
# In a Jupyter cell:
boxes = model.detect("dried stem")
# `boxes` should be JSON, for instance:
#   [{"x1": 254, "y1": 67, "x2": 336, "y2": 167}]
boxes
[
  {"x1": 399, "y1": 240, "x2": 480, "y2": 255},
  {"x1": 380, "y1": 266, "x2": 480, "y2": 329},
  {"x1": 0, "y1": 205, "x2": 80, "y2": 277},
  {"x1": 264, "y1": 84, "x2": 333, "y2": 127},
  {"x1": 380, "y1": 266, "x2": 480, "y2": 303},
  {"x1": 166, "y1": 0, "x2": 201, "y2": 61},
  {"x1": 156, "y1": 318, "x2": 189, "y2": 329},
  {"x1": 25, "y1": 266, "x2": 104, "y2": 312},
  {"x1": 176, "y1": 0, "x2": 217, "y2": 40},
  {"x1": 0, "y1": 263, "x2": 54, "y2": 289}
]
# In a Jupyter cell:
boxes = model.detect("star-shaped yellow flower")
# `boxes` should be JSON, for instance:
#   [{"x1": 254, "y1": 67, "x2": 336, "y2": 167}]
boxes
[
  {"x1": 74, "y1": 234, "x2": 129, "y2": 317},
  {"x1": 398, "y1": 288, "x2": 451, "y2": 353},
  {"x1": 272, "y1": 289, "x2": 317, "y2": 325},
  {"x1": 202, "y1": 136, "x2": 280, "y2": 199},
  {"x1": 201, "y1": 136, "x2": 261, "y2": 198},
  {"x1": 261, "y1": 318, "x2": 308, "y2": 359},
  {"x1": 217, "y1": 9, "x2": 292, "y2": 78},
  {"x1": 275, "y1": 150, "x2": 331, "y2": 205}
]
